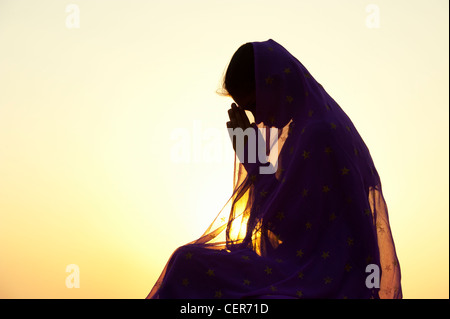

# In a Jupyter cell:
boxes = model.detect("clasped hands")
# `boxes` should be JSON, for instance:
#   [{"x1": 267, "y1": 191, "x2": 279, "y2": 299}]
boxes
[{"x1": 226, "y1": 103, "x2": 254, "y2": 153}]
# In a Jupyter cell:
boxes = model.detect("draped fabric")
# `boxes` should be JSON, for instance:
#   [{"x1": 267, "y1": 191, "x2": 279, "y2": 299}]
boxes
[{"x1": 146, "y1": 39, "x2": 402, "y2": 299}]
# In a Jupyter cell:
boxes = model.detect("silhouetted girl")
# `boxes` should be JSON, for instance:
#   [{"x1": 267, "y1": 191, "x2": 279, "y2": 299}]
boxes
[{"x1": 147, "y1": 39, "x2": 402, "y2": 299}]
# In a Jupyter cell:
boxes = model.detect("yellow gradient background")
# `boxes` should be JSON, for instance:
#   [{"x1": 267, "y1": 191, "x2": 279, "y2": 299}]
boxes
[{"x1": 0, "y1": 0, "x2": 448, "y2": 298}]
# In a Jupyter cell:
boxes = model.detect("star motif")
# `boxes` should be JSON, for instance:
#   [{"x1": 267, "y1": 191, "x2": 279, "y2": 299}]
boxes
[
  {"x1": 182, "y1": 278, "x2": 189, "y2": 287},
  {"x1": 270, "y1": 285, "x2": 277, "y2": 292},
  {"x1": 265, "y1": 76, "x2": 273, "y2": 84},
  {"x1": 296, "y1": 290, "x2": 303, "y2": 298},
  {"x1": 308, "y1": 110, "x2": 314, "y2": 117},
  {"x1": 284, "y1": 67, "x2": 291, "y2": 74},
  {"x1": 354, "y1": 148, "x2": 359, "y2": 156},
  {"x1": 329, "y1": 212, "x2": 337, "y2": 221},
  {"x1": 215, "y1": 290, "x2": 223, "y2": 298},
  {"x1": 324, "y1": 277, "x2": 333, "y2": 284},
  {"x1": 296, "y1": 249, "x2": 304, "y2": 257},
  {"x1": 267, "y1": 46, "x2": 274, "y2": 51},
  {"x1": 243, "y1": 279, "x2": 251, "y2": 286},
  {"x1": 347, "y1": 237, "x2": 354, "y2": 246},
  {"x1": 305, "y1": 222, "x2": 312, "y2": 230},
  {"x1": 322, "y1": 185, "x2": 331, "y2": 193},
  {"x1": 346, "y1": 126, "x2": 351, "y2": 132},
  {"x1": 297, "y1": 271, "x2": 304, "y2": 279},
  {"x1": 302, "y1": 150, "x2": 310, "y2": 159},
  {"x1": 324, "y1": 147, "x2": 332, "y2": 155},
  {"x1": 260, "y1": 190, "x2": 268, "y2": 197},
  {"x1": 185, "y1": 252, "x2": 193, "y2": 260},
  {"x1": 241, "y1": 255, "x2": 250, "y2": 261},
  {"x1": 305, "y1": 91, "x2": 309, "y2": 97},
  {"x1": 250, "y1": 174, "x2": 257, "y2": 182},
  {"x1": 276, "y1": 211, "x2": 285, "y2": 221},
  {"x1": 264, "y1": 266, "x2": 272, "y2": 275},
  {"x1": 366, "y1": 255, "x2": 373, "y2": 263},
  {"x1": 364, "y1": 208, "x2": 371, "y2": 216},
  {"x1": 286, "y1": 95, "x2": 294, "y2": 103},
  {"x1": 341, "y1": 167, "x2": 350, "y2": 175},
  {"x1": 276, "y1": 258, "x2": 283, "y2": 263},
  {"x1": 325, "y1": 103, "x2": 331, "y2": 111},
  {"x1": 304, "y1": 72, "x2": 311, "y2": 78},
  {"x1": 206, "y1": 269, "x2": 215, "y2": 277},
  {"x1": 321, "y1": 251, "x2": 330, "y2": 260},
  {"x1": 344, "y1": 264, "x2": 352, "y2": 272},
  {"x1": 301, "y1": 127, "x2": 306, "y2": 135},
  {"x1": 330, "y1": 122, "x2": 337, "y2": 130},
  {"x1": 302, "y1": 188, "x2": 309, "y2": 197}
]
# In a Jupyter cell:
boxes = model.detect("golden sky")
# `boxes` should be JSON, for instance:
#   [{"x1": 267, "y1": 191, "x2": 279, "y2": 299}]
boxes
[{"x1": 0, "y1": 0, "x2": 448, "y2": 298}]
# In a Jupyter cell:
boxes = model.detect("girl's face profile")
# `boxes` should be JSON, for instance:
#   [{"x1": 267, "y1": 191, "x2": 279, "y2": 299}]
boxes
[{"x1": 233, "y1": 90, "x2": 256, "y2": 114}]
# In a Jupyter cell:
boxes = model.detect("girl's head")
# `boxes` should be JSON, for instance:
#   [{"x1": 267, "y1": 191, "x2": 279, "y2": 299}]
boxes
[{"x1": 219, "y1": 43, "x2": 256, "y2": 114}]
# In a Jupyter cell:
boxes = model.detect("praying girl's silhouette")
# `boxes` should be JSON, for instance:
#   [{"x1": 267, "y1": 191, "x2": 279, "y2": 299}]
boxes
[{"x1": 147, "y1": 39, "x2": 402, "y2": 299}]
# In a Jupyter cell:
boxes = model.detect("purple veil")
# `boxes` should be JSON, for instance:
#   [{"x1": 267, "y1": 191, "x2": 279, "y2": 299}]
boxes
[{"x1": 147, "y1": 39, "x2": 402, "y2": 299}]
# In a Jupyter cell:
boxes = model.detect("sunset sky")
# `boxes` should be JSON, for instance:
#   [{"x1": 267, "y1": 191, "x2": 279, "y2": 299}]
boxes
[{"x1": 0, "y1": 0, "x2": 448, "y2": 298}]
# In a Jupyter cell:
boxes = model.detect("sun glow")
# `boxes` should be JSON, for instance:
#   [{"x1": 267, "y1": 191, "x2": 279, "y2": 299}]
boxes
[{"x1": 0, "y1": 0, "x2": 447, "y2": 298}]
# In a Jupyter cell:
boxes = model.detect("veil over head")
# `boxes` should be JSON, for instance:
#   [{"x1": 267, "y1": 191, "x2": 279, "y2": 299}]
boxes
[{"x1": 147, "y1": 39, "x2": 402, "y2": 299}]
